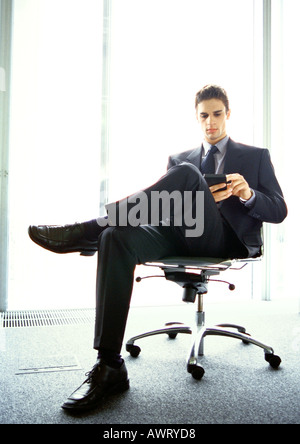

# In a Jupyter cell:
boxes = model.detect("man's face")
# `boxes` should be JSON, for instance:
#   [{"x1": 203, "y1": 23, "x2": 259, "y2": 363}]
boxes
[{"x1": 196, "y1": 98, "x2": 231, "y2": 144}]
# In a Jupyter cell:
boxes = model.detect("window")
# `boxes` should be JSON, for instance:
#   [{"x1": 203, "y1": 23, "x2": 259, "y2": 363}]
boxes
[
  {"x1": 8, "y1": 0, "x2": 103, "y2": 309},
  {"x1": 5, "y1": 0, "x2": 291, "y2": 310}
]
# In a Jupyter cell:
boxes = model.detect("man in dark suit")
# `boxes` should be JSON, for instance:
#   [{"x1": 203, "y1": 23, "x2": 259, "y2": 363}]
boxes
[{"x1": 28, "y1": 85, "x2": 287, "y2": 412}]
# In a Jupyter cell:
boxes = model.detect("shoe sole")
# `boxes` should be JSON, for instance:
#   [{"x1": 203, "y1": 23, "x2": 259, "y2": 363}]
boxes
[{"x1": 61, "y1": 379, "x2": 130, "y2": 412}]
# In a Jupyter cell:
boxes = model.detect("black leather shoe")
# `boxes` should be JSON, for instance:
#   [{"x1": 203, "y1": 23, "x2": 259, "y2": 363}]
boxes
[
  {"x1": 61, "y1": 359, "x2": 130, "y2": 412},
  {"x1": 28, "y1": 223, "x2": 98, "y2": 256}
]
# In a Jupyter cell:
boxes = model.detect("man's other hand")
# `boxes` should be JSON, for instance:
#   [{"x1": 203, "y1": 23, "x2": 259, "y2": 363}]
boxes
[{"x1": 209, "y1": 173, "x2": 252, "y2": 203}]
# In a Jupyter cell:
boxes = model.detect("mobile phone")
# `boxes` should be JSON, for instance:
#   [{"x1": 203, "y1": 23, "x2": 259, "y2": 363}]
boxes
[{"x1": 204, "y1": 174, "x2": 230, "y2": 192}]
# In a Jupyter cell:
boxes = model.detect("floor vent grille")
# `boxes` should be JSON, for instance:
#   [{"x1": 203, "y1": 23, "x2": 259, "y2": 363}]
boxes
[{"x1": 0, "y1": 308, "x2": 95, "y2": 328}]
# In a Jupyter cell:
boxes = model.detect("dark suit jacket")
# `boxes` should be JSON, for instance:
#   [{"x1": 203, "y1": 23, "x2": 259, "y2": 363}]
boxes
[{"x1": 167, "y1": 138, "x2": 288, "y2": 258}]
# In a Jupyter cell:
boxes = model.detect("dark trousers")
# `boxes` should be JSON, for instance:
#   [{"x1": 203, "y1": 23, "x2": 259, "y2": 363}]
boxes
[{"x1": 94, "y1": 163, "x2": 245, "y2": 353}]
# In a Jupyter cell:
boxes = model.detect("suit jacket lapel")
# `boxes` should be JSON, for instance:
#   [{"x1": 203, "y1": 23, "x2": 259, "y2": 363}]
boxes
[
  {"x1": 223, "y1": 138, "x2": 244, "y2": 174},
  {"x1": 219, "y1": 138, "x2": 244, "y2": 210},
  {"x1": 185, "y1": 146, "x2": 202, "y2": 169}
]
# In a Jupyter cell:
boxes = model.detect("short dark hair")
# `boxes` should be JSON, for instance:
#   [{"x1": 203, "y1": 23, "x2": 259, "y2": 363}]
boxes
[{"x1": 195, "y1": 84, "x2": 230, "y2": 113}]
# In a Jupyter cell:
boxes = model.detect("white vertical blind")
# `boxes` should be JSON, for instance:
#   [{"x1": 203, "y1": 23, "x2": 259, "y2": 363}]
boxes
[
  {"x1": 267, "y1": 0, "x2": 300, "y2": 303},
  {"x1": 0, "y1": 0, "x2": 13, "y2": 311}
]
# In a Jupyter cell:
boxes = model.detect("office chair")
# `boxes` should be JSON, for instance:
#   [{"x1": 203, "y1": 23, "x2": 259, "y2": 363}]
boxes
[{"x1": 126, "y1": 256, "x2": 281, "y2": 380}]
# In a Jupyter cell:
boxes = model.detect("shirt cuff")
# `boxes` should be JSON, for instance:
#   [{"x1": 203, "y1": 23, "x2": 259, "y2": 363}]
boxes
[{"x1": 240, "y1": 189, "x2": 256, "y2": 207}]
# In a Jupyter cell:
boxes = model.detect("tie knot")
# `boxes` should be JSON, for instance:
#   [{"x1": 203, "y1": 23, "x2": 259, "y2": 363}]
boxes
[{"x1": 209, "y1": 145, "x2": 218, "y2": 155}]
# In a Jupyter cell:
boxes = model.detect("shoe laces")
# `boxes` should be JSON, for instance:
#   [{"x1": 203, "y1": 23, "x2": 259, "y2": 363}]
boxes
[{"x1": 84, "y1": 362, "x2": 100, "y2": 383}]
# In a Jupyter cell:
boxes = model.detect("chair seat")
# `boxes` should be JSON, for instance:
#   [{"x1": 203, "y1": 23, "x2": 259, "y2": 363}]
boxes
[{"x1": 146, "y1": 256, "x2": 233, "y2": 268}]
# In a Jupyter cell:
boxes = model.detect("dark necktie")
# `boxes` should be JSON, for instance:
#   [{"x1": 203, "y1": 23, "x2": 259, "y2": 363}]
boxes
[{"x1": 200, "y1": 145, "x2": 218, "y2": 174}]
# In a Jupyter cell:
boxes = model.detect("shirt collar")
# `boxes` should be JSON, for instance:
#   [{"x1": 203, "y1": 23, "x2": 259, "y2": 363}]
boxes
[{"x1": 202, "y1": 135, "x2": 229, "y2": 156}]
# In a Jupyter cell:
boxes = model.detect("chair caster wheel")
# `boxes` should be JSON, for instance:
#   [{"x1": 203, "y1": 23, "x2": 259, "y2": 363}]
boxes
[
  {"x1": 168, "y1": 332, "x2": 178, "y2": 339},
  {"x1": 265, "y1": 353, "x2": 281, "y2": 369},
  {"x1": 187, "y1": 364, "x2": 205, "y2": 380},
  {"x1": 165, "y1": 322, "x2": 183, "y2": 339},
  {"x1": 126, "y1": 344, "x2": 141, "y2": 358}
]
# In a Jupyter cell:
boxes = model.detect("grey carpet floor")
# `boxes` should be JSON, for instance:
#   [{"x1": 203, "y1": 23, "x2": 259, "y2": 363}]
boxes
[{"x1": 1, "y1": 299, "x2": 300, "y2": 425}]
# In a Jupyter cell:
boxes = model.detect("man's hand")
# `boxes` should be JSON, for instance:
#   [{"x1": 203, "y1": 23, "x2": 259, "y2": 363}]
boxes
[
  {"x1": 209, "y1": 181, "x2": 232, "y2": 203},
  {"x1": 209, "y1": 173, "x2": 253, "y2": 203},
  {"x1": 227, "y1": 173, "x2": 252, "y2": 200}
]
